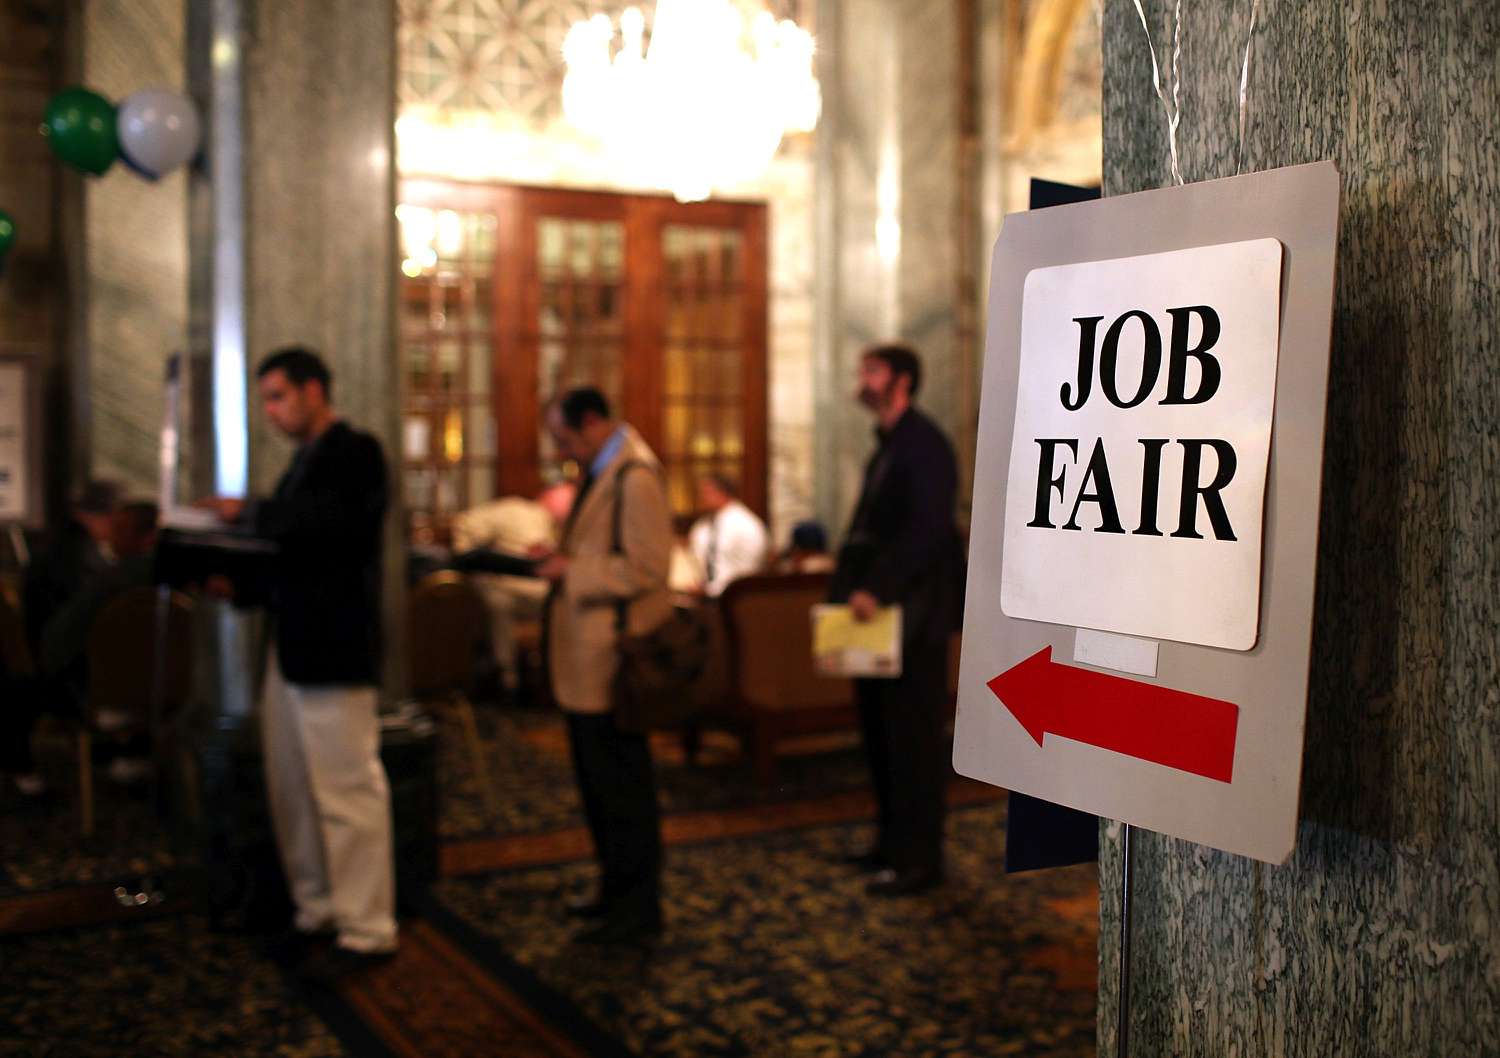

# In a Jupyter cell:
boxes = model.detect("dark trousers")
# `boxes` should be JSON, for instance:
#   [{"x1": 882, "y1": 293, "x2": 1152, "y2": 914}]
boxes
[
  {"x1": 855, "y1": 640, "x2": 948, "y2": 875},
  {"x1": 566, "y1": 712, "x2": 663, "y2": 918}
]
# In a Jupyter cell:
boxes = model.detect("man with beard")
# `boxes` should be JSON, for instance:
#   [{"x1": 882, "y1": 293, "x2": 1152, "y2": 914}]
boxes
[{"x1": 832, "y1": 344, "x2": 964, "y2": 896}]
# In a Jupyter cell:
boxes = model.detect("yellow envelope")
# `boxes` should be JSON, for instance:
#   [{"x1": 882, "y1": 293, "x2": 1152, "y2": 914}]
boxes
[{"x1": 811, "y1": 604, "x2": 903, "y2": 678}]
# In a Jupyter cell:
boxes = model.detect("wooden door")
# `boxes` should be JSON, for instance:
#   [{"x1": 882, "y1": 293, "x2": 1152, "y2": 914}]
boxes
[
  {"x1": 646, "y1": 198, "x2": 769, "y2": 519},
  {"x1": 397, "y1": 179, "x2": 768, "y2": 539}
]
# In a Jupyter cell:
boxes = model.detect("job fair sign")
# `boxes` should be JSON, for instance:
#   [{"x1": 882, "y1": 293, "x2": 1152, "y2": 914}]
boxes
[
  {"x1": 1002, "y1": 239, "x2": 1282, "y2": 652},
  {"x1": 954, "y1": 162, "x2": 1339, "y2": 864}
]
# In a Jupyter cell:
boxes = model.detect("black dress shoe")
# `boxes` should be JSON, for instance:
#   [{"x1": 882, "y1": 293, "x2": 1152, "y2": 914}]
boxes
[
  {"x1": 263, "y1": 927, "x2": 336, "y2": 965},
  {"x1": 839, "y1": 848, "x2": 890, "y2": 871},
  {"x1": 295, "y1": 944, "x2": 396, "y2": 985},
  {"x1": 865, "y1": 867, "x2": 943, "y2": 897},
  {"x1": 573, "y1": 911, "x2": 663, "y2": 945}
]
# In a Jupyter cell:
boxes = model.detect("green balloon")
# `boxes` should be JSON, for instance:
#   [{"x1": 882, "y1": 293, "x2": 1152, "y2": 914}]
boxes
[
  {"x1": 43, "y1": 86, "x2": 119, "y2": 175},
  {"x1": 0, "y1": 212, "x2": 14, "y2": 258}
]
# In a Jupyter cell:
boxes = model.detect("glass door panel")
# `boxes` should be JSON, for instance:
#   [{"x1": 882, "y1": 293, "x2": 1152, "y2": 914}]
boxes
[
  {"x1": 659, "y1": 224, "x2": 748, "y2": 512},
  {"x1": 396, "y1": 196, "x2": 499, "y2": 541},
  {"x1": 533, "y1": 215, "x2": 626, "y2": 479},
  {"x1": 400, "y1": 180, "x2": 767, "y2": 538}
]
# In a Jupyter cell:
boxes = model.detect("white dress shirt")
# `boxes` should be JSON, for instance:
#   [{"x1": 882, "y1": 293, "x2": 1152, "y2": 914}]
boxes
[
  {"x1": 450, "y1": 496, "x2": 557, "y2": 555},
  {"x1": 688, "y1": 499, "x2": 769, "y2": 597}
]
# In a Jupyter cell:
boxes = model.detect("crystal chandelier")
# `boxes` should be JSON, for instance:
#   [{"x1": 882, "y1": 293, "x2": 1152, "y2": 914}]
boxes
[{"x1": 562, "y1": 0, "x2": 821, "y2": 202}]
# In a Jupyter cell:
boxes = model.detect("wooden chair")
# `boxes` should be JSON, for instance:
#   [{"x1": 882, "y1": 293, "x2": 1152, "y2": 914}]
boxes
[
  {"x1": 408, "y1": 572, "x2": 500, "y2": 822},
  {"x1": 719, "y1": 572, "x2": 857, "y2": 786},
  {"x1": 510, "y1": 616, "x2": 546, "y2": 705},
  {"x1": 82, "y1": 586, "x2": 195, "y2": 836}
]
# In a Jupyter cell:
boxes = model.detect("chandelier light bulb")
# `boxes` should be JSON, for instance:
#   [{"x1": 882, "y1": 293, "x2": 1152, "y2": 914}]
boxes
[{"x1": 562, "y1": 0, "x2": 821, "y2": 201}]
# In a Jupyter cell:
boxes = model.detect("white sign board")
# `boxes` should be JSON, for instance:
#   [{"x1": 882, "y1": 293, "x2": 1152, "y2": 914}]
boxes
[
  {"x1": 954, "y1": 162, "x2": 1340, "y2": 864},
  {"x1": 1001, "y1": 240, "x2": 1282, "y2": 650}
]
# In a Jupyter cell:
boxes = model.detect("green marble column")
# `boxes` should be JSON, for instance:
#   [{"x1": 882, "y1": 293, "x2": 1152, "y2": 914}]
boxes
[
  {"x1": 1098, "y1": 1, "x2": 1500, "y2": 1054},
  {"x1": 82, "y1": 0, "x2": 189, "y2": 496},
  {"x1": 188, "y1": 0, "x2": 403, "y2": 705},
  {"x1": 813, "y1": 0, "x2": 965, "y2": 534}
]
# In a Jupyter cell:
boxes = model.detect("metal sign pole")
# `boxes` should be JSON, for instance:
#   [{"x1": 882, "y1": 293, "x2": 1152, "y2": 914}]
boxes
[{"x1": 1117, "y1": 822, "x2": 1136, "y2": 1058}]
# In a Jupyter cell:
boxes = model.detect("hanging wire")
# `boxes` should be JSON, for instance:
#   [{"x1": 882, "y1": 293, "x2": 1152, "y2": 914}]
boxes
[
  {"x1": 1131, "y1": 0, "x2": 1185, "y2": 186},
  {"x1": 1235, "y1": 0, "x2": 1262, "y2": 175},
  {"x1": 1169, "y1": 0, "x2": 1184, "y2": 183}
]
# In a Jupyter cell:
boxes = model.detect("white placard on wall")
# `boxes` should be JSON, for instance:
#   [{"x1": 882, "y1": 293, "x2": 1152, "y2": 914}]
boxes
[
  {"x1": 1000, "y1": 239, "x2": 1283, "y2": 651},
  {"x1": 954, "y1": 161, "x2": 1340, "y2": 865}
]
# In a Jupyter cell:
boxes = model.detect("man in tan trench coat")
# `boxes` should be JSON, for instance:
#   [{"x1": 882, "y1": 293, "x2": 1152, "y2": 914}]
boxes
[{"x1": 537, "y1": 387, "x2": 674, "y2": 943}]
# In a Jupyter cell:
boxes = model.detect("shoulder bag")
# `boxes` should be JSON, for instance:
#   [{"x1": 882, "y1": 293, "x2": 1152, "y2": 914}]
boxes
[{"x1": 610, "y1": 461, "x2": 711, "y2": 733}]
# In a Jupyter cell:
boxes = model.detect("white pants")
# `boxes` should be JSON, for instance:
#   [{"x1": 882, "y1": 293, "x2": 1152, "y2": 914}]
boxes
[{"x1": 260, "y1": 653, "x2": 397, "y2": 953}]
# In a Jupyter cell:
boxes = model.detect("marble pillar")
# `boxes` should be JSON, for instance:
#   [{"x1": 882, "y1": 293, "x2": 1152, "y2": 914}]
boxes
[
  {"x1": 814, "y1": 0, "x2": 965, "y2": 534},
  {"x1": 188, "y1": 0, "x2": 402, "y2": 699},
  {"x1": 1098, "y1": 1, "x2": 1500, "y2": 1053},
  {"x1": 238, "y1": 4, "x2": 397, "y2": 498},
  {"x1": 82, "y1": 0, "x2": 188, "y2": 496}
]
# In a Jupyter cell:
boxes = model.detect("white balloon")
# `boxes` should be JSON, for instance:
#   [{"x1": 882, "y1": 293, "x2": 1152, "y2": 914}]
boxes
[{"x1": 118, "y1": 88, "x2": 201, "y2": 179}]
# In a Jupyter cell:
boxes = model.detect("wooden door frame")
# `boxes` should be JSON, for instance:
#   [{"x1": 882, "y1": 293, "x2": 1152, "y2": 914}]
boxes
[
  {"x1": 397, "y1": 176, "x2": 770, "y2": 521},
  {"x1": 635, "y1": 196, "x2": 769, "y2": 520}
]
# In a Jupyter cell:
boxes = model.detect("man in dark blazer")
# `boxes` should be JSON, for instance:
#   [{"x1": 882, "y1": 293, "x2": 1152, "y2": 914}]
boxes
[
  {"x1": 831, "y1": 344, "x2": 964, "y2": 896},
  {"x1": 216, "y1": 347, "x2": 396, "y2": 978}
]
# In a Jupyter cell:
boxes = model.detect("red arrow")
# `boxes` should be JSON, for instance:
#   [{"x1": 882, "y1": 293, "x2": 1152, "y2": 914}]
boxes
[{"x1": 987, "y1": 647, "x2": 1239, "y2": 783}]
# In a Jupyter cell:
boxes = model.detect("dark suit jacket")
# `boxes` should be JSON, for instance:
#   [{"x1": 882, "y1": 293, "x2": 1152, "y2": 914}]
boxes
[
  {"x1": 831, "y1": 407, "x2": 965, "y2": 650},
  {"x1": 253, "y1": 421, "x2": 388, "y2": 686},
  {"x1": 39, "y1": 553, "x2": 153, "y2": 684}
]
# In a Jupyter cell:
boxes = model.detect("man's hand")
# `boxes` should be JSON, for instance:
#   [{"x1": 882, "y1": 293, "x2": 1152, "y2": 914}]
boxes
[
  {"x1": 536, "y1": 553, "x2": 570, "y2": 583},
  {"x1": 849, "y1": 589, "x2": 880, "y2": 622}
]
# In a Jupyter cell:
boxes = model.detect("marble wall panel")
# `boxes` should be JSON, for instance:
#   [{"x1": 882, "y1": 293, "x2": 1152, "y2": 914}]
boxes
[
  {"x1": 0, "y1": 3, "x2": 74, "y2": 515},
  {"x1": 814, "y1": 0, "x2": 968, "y2": 534},
  {"x1": 818, "y1": 0, "x2": 900, "y2": 534},
  {"x1": 242, "y1": 1, "x2": 398, "y2": 494},
  {"x1": 83, "y1": 0, "x2": 187, "y2": 497},
  {"x1": 236, "y1": 0, "x2": 403, "y2": 692},
  {"x1": 1098, "y1": 1, "x2": 1500, "y2": 1053},
  {"x1": 895, "y1": 0, "x2": 961, "y2": 442}
]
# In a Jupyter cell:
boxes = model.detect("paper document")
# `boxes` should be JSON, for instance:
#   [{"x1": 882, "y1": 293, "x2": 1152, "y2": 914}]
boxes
[{"x1": 811, "y1": 604, "x2": 903, "y2": 678}]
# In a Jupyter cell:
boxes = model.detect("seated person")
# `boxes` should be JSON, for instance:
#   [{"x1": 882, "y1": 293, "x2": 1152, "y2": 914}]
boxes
[
  {"x1": 687, "y1": 475, "x2": 768, "y2": 598},
  {"x1": 40, "y1": 501, "x2": 160, "y2": 783},
  {"x1": 448, "y1": 482, "x2": 575, "y2": 694},
  {"x1": 775, "y1": 519, "x2": 835, "y2": 574},
  {"x1": 22, "y1": 479, "x2": 121, "y2": 655}
]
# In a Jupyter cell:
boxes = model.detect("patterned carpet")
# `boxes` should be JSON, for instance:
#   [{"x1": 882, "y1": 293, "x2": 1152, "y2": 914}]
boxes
[
  {"x1": 422, "y1": 802, "x2": 1098, "y2": 1058},
  {"x1": 0, "y1": 705, "x2": 870, "y2": 895},
  {"x1": 0, "y1": 702, "x2": 1100, "y2": 1057},
  {"x1": 0, "y1": 916, "x2": 359, "y2": 1058},
  {"x1": 0, "y1": 728, "x2": 179, "y2": 897},
  {"x1": 435, "y1": 704, "x2": 876, "y2": 841}
]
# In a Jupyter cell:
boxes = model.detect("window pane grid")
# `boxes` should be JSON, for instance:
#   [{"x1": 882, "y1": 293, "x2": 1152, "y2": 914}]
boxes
[
  {"x1": 658, "y1": 224, "x2": 747, "y2": 516},
  {"x1": 399, "y1": 203, "x2": 499, "y2": 540},
  {"x1": 535, "y1": 215, "x2": 627, "y2": 476}
]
